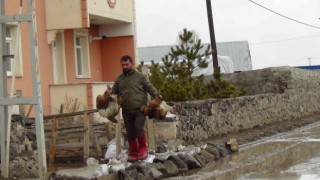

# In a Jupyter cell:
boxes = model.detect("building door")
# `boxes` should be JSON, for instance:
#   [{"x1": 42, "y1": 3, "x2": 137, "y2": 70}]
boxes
[{"x1": 52, "y1": 32, "x2": 66, "y2": 84}]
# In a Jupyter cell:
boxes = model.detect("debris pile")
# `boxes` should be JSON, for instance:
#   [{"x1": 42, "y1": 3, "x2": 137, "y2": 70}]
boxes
[
  {"x1": 118, "y1": 139, "x2": 238, "y2": 179},
  {"x1": 0, "y1": 115, "x2": 39, "y2": 179},
  {"x1": 52, "y1": 138, "x2": 239, "y2": 179}
]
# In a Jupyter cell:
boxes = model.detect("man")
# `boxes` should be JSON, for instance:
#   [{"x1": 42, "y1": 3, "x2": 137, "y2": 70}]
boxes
[{"x1": 109, "y1": 55, "x2": 161, "y2": 162}]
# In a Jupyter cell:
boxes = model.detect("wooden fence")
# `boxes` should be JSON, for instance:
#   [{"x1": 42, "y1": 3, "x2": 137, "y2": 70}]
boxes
[
  {"x1": 42, "y1": 109, "x2": 120, "y2": 167},
  {"x1": 39, "y1": 108, "x2": 157, "y2": 168}
]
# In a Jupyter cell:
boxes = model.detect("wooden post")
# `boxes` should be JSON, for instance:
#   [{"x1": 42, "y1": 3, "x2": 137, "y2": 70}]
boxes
[
  {"x1": 94, "y1": 131, "x2": 102, "y2": 156},
  {"x1": 26, "y1": 104, "x2": 33, "y2": 118},
  {"x1": 49, "y1": 117, "x2": 58, "y2": 167},
  {"x1": 104, "y1": 122, "x2": 112, "y2": 142},
  {"x1": 16, "y1": 90, "x2": 25, "y2": 116},
  {"x1": 115, "y1": 123, "x2": 121, "y2": 158},
  {"x1": 115, "y1": 109, "x2": 122, "y2": 158},
  {"x1": 83, "y1": 113, "x2": 90, "y2": 160},
  {"x1": 147, "y1": 118, "x2": 156, "y2": 151}
]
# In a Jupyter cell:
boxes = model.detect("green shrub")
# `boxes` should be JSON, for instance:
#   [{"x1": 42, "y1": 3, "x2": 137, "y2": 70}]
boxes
[{"x1": 138, "y1": 28, "x2": 246, "y2": 101}]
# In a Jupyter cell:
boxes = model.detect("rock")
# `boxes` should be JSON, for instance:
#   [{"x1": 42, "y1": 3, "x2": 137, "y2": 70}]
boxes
[
  {"x1": 32, "y1": 141, "x2": 37, "y2": 150},
  {"x1": 217, "y1": 146, "x2": 231, "y2": 157},
  {"x1": 136, "y1": 172, "x2": 147, "y2": 180},
  {"x1": 20, "y1": 149, "x2": 34, "y2": 161},
  {"x1": 154, "y1": 152, "x2": 172, "y2": 163},
  {"x1": 15, "y1": 130, "x2": 26, "y2": 143},
  {"x1": 207, "y1": 143, "x2": 231, "y2": 158},
  {"x1": 163, "y1": 160, "x2": 179, "y2": 177},
  {"x1": 131, "y1": 162, "x2": 163, "y2": 179},
  {"x1": 24, "y1": 118, "x2": 34, "y2": 127},
  {"x1": 193, "y1": 153, "x2": 210, "y2": 166},
  {"x1": 157, "y1": 143, "x2": 167, "y2": 153},
  {"x1": 10, "y1": 162, "x2": 37, "y2": 179},
  {"x1": 153, "y1": 157, "x2": 166, "y2": 163},
  {"x1": 177, "y1": 154, "x2": 203, "y2": 169},
  {"x1": 205, "y1": 146, "x2": 220, "y2": 160},
  {"x1": 199, "y1": 149, "x2": 215, "y2": 161},
  {"x1": 136, "y1": 164, "x2": 154, "y2": 180},
  {"x1": 86, "y1": 157, "x2": 99, "y2": 167},
  {"x1": 11, "y1": 114, "x2": 25, "y2": 124},
  {"x1": 226, "y1": 138, "x2": 239, "y2": 152},
  {"x1": 180, "y1": 146, "x2": 201, "y2": 155},
  {"x1": 167, "y1": 155, "x2": 188, "y2": 172},
  {"x1": 118, "y1": 169, "x2": 135, "y2": 180},
  {"x1": 150, "y1": 167, "x2": 163, "y2": 179},
  {"x1": 150, "y1": 163, "x2": 168, "y2": 177},
  {"x1": 6, "y1": 116, "x2": 39, "y2": 179},
  {"x1": 150, "y1": 161, "x2": 178, "y2": 177},
  {"x1": 120, "y1": 168, "x2": 147, "y2": 180},
  {"x1": 26, "y1": 131, "x2": 37, "y2": 141}
]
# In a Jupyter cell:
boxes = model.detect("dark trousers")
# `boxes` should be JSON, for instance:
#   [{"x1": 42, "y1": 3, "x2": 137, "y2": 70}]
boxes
[{"x1": 122, "y1": 109, "x2": 146, "y2": 140}]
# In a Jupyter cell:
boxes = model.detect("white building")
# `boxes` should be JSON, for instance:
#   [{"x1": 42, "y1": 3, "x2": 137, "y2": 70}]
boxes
[{"x1": 138, "y1": 41, "x2": 252, "y2": 72}]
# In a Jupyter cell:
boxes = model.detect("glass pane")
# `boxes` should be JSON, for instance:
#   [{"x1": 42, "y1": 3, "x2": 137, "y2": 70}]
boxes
[
  {"x1": 76, "y1": 48, "x2": 82, "y2": 75},
  {"x1": 5, "y1": 42, "x2": 11, "y2": 54},
  {"x1": 6, "y1": 27, "x2": 11, "y2": 38},
  {"x1": 5, "y1": 42, "x2": 12, "y2": 72},
  {"x1": 5, "y1": 58, "x2": 12, "y2": 72},
  {"x1": 53, "y1": 40, "x2": 56, "y2": 48},
  {"x1": 5, "y1": 39, "x2": 12, "y2": 72},
  {"x1": 76, "y1": 37, "x2": 80, "y2": 46}
]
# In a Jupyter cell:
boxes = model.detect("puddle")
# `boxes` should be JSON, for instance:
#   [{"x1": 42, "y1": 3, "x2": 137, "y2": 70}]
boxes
[{"x1": 167, "y1": 121, "x2": 320, "y2": 180}]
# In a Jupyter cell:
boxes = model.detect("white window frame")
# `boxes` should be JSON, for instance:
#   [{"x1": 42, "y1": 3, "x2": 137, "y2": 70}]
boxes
[
  {"x1": 5, "y1": 27, "x2": 13, "y2": 76},
  {"x1": 5, "y1": 23, "x2": 23, "y2": 77},
  {"x1": 74, "y1": 29, "x2": 90, "y2": 78},
  {"x1": 52, "y1": 31, "x2": 67, "y2": 84}
]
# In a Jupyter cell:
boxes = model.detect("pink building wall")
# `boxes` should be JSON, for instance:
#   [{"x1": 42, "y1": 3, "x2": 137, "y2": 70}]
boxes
[{"x1": 5, "y1": 0, "x2": 135, "y2": 115}]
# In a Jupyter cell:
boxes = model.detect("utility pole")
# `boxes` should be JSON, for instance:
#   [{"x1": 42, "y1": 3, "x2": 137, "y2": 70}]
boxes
[
  {"x1": 308, "y1": 57, "x2": 311, "y2": 66},
  {"x1": 206, "y1": 0, "x2": 219, "y2": 69}
]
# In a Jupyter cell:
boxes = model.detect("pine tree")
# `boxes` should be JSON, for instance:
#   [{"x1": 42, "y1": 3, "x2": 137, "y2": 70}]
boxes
[{"x1": 139, "y1": 28, "x2": 246, "y2": 102}]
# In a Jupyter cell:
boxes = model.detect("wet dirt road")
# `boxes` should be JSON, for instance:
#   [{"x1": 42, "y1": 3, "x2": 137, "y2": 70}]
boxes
[{"x1": 169, "y1": 121, "x2": 320, "y2": 180}]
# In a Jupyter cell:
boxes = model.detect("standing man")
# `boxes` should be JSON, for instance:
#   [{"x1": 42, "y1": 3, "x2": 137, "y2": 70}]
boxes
[{"x1": 109, "y1": 55, "x2": 161, "y2": 162}]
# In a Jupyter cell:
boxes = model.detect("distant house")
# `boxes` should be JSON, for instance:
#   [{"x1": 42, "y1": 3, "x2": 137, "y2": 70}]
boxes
[{"x1": 138, "y1": 41, "x2": 252, "y2": 72}]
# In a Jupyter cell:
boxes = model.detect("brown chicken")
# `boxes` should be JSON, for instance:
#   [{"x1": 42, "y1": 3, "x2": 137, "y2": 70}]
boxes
[
  {"x1": 96, "y1": 90, "x2": 113, "y2": 109},
  {"x1": 141, "y1": 97, "x2": 168, "y2": 119},
  {"x1": 96, "y1": 87, "x2": 119, "y2": 123}
]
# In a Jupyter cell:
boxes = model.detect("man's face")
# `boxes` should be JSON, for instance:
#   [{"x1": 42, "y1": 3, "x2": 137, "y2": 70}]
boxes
[{"x1": 120, "y1": 60, "x2": 134, "y2": 73}]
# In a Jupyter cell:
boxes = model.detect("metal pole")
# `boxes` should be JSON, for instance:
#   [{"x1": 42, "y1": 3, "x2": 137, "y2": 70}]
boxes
[
  {"x1": 28, "y1": 0, "x2": 47, "y2": 178},
  {"x1": 0, "y1": 0, "x2": 10, "y2": 178},
  {"x1": 0, "y1": 3, "x2": 10, "y2": 180},
  {"x1": 206, "y1": 0, "x2": 219, "y2": 69}
]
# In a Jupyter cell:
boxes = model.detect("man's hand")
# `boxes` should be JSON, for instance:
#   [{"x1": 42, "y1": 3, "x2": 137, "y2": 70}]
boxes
[
  {"x1": 106, "y1": 85, "x2": 113, "y2": 95},
  {"x1": 156, "y1": 92, "x2": 162, "y2": 100}
]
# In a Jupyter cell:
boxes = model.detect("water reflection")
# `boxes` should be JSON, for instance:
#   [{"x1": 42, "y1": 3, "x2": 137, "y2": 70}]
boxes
[{"x1": 168, "y1": 123, "x2": 320, "y2": 180}]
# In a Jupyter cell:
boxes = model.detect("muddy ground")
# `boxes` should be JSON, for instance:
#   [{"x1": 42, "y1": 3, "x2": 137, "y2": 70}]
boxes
[
  {"x1": 2, "y1": 113, "x2": 320, "y2": 179},
  {"x1": 205, "y1": 112, "x2": 320, "y2": 147}
]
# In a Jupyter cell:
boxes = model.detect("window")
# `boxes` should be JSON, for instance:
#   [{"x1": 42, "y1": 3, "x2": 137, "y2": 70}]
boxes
[
  {"x1": 74, "y1": 30, "x2": 90, "y2": 78},
  {"x1": 5, "y1": 27, "x2": 13, "y2": 75},
  {"x1": 52, "y1": 32, "x2": 66, "y2": 84},
  {"x1": 5, "y1": 25, "x2": 23, "y2": 76}
]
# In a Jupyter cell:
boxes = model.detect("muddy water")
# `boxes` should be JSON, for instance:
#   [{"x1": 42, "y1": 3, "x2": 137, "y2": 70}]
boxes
[{"x1": 168, "y1": 123, "x2": 320, "y2": 180}]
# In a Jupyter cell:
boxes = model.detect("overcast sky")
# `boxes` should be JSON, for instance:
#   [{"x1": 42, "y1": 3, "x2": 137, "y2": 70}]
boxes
[{"x1": 135, "y1": 0, "x2": 320, "y2": 69}]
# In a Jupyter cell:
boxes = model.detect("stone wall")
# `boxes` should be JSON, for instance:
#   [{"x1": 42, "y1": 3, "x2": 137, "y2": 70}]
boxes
[
  {"x1": 205, "y1": 66, "x2": 320, "y2": 95},
  {"x1": 174, "y1": 67, "x2": 320, "y2": 143},
  {"x1": 0, "y1": 115, "x2": 39, "y2": 179}
]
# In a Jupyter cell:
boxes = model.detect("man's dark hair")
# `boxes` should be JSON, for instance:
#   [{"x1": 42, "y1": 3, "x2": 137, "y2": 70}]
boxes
[{"x1": 120, "y1": 55, "x2": 133, "y2": 63}]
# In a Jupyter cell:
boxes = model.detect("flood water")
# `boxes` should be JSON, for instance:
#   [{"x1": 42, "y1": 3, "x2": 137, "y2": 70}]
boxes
[{"x1": 168, "y1": 121, "x2": 320, "y2": 180}]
